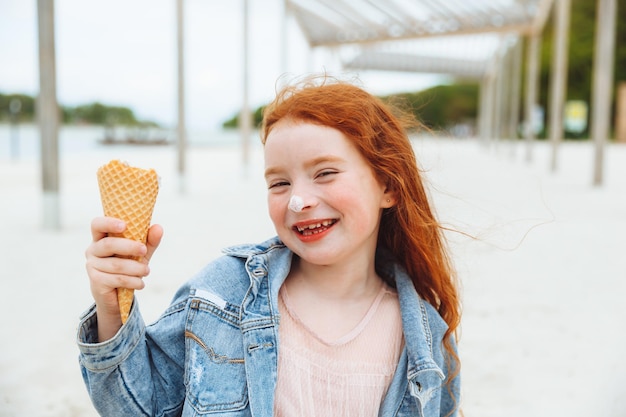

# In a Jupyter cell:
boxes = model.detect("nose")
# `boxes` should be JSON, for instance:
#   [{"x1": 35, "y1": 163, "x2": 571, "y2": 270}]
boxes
[
  {"x1": 288, "y1": 187, "x2": 317, "y2": 213},
  {"x1": 288, "y1": 195, "x2": 305, "y2": 212}
]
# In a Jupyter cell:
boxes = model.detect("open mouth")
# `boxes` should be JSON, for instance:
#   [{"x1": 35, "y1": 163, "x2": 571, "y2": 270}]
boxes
[{"x1": 293, "y1": 219, "x2": 337, "y2": 236}]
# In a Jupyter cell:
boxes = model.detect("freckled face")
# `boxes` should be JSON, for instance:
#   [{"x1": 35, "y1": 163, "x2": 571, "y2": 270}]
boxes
[{"x1": 264, "y1": 120, "x2": 394, "y2": 267}]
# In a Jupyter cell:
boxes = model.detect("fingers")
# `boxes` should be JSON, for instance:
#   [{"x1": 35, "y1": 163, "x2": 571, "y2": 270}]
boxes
[
  {"x1": 86, "y1": 217, "x2": 163, "y2": 306},
  {"x1": 90, "y1": 216, "x2": 126, "y2": 242},
  {"x1": 86, "y1": 216, "x2": 148, "y2": 293},
  {"x1": 88, "y1": 235, "x2": 147, "y2": 260},
  {"x1": 85, "y1": 256, "x2": 146, "y2": 321},
  {"x1": 86, "y1": 247, "x2": 149, "y2": 294},
  {"x1": 87, "y1": 254, "x2": 150, "y2": 281},
  {"x1": 89, "y1": 216, "x2": 145, "y2": 259},
  {"x1": 89, "y1": 267, "x2": 147, "y2": 294}
]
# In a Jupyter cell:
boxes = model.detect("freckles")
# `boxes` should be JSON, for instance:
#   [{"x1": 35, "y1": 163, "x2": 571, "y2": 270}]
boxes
[
  {"x1": 267, "y1": 198, "x2": 286, "y2": 224},
  {"x1": 333, "y1": 185, "x2": 379, "y2": 223}
]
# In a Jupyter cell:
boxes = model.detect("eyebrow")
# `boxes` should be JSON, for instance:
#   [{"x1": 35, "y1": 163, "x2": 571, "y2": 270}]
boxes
[{"x1": 264, "y1": 155, "x2": 345, "y2": 178}]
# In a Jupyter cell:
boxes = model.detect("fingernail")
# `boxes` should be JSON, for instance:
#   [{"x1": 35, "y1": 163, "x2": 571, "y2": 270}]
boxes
[{"x1": 116, "y1": 221, "x2": 126, "y2": 231}]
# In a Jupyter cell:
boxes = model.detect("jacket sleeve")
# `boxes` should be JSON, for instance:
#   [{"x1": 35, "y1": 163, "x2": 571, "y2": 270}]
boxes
[
  {"x1": 439, "y1": 334, "x2": 461, "y2": 417},
  {"x1": 77, "y1": 296, "x2": 188, "y2": 417}
]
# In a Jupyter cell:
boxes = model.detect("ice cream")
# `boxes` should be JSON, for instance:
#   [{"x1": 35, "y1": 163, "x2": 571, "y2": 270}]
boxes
[{"x1": 288, "y1": 195, "x2": 304, "y2": 212}]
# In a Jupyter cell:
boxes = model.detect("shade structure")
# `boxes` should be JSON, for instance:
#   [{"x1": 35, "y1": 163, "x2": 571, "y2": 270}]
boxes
[{"x1": 286, "y1": 0, "x2": 553, "y2": 48}]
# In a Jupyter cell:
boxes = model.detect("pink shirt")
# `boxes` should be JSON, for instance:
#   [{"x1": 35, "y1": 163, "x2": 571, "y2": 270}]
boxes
[{"x1": 274, "y1": 283, "x2": 404, "y2": 417}]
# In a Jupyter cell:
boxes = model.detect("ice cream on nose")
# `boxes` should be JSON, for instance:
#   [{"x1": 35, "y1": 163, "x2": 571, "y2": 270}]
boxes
[{"x1": 288, "y1": 195, "x2": 304, "y2": 212}]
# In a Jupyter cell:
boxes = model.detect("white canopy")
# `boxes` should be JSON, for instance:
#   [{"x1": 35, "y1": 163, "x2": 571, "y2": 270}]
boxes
[{"x1": 286, "y1": 0, "x2": 552, "y2": 47}]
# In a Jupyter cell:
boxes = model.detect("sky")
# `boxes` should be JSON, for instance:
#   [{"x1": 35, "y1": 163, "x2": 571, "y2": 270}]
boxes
[{"x1": 0, "y1": 0, "x2": 451, "y2": 131}]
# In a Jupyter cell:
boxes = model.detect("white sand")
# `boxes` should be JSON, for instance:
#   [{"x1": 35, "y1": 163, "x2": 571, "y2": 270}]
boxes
[{"x1": 0, "y1": 131, "x2": 624, "y2": 416}]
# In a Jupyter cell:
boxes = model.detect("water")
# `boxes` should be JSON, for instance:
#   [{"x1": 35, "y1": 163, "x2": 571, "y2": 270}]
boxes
[{"x1": 0, "y1": 124, "x2": 258, "y2": 161}]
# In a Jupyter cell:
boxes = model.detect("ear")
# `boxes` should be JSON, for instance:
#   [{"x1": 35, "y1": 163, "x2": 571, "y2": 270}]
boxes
[{"x1": 381, "y1": 187, "x2": 397, "y2": 209}]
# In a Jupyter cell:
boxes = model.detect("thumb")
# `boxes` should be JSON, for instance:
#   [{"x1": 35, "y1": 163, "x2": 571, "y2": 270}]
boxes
[{"x1": 145, "y1": 224, "x2": 164, "y2": 262}]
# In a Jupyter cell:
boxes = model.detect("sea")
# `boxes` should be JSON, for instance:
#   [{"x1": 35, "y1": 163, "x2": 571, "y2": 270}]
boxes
[{"x1": 0, "y1": 123, "x2": 258, "y2": 161}]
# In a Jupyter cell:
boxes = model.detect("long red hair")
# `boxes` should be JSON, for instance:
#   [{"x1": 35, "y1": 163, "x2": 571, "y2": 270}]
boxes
[{"x1": 261, "y1": 76, "x2": 460, "y2": 376}]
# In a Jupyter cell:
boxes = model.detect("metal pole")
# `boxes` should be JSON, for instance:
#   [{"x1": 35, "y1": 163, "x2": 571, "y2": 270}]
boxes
[
  {"x1": 548, "y1": 0, "x2": 570, "y2": 172},
  {"x1": 9, "y1": 98, "x2": 21, "y2": 160},
  {"x1": 493, "y1": 50, "x2": 506, "y2": 151},
  {"x1": 477, "y1": 75, "x2": 489, "y2": 142},
  {"x1": 37, "y1": 0, "x2": 60, "y2": 230},
  {"x1": 591, "y1": 0, "x2": 617, "y2": 186},
  {"x1": 176, "y1": 0, "x2": 187, "y2": 193},
  {"x1": 481, "y1": 70, "x2": 496, "y2": 147},
  {"x1": 502, "y1": 45, "x2": 513, "y2": 144},
  {"x1": 617, "y1": 82, "x2": 626, "y2": 143},
  {"x1": 500, "y1": 46, "x2": 512, "y2": 141},
  {"x1": 483, "y1": 65, "x2": 497, "y2": 146},
  {"x1": 524, "y1": 34, "x2": 541, "y2": 163},
  {"x1": 480, "y1": 49, "x2": 500, "y2": 146},
  {"x1": 509, "y1": 37, "x2": 523, "y2": 157},
  {"x1": 241, "y1": 0, "x2": 252, "y2": 166}
]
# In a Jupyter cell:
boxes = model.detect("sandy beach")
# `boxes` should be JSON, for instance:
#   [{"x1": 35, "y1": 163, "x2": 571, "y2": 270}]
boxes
[{"x1": 0, "y1": 128, "x2": 625, "y2": 416}]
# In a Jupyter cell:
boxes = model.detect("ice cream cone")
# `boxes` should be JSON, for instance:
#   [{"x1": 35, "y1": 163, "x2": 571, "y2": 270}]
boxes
[{"x1": 97, "y1": 160, "x2": 159, "y2": 324}]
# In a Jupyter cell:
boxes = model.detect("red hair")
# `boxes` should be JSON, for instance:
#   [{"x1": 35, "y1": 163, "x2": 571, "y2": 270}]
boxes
[{"x1": 261, "y1": 76, "x2": 460, "y2": 379}]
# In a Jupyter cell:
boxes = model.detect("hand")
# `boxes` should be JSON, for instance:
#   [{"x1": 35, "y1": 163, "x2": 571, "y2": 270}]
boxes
[{"x1": 85, "y1": 216, "x2": 163, "y2": 341}]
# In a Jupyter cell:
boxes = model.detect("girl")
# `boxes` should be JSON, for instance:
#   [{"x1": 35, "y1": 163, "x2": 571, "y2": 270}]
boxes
[{"x1": 79, "y1": 76, "x2": 461, "y2": 417}]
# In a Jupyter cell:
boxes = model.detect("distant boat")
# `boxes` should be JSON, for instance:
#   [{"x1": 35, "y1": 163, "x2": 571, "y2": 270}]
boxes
[{"x1": 99, "y1": 125, "x2": 172, "y2": 146}]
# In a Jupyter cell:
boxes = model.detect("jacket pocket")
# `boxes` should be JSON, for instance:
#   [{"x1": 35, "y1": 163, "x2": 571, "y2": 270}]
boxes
[{"x1": 184, "y1": 297, "x2": 248, "y2": 414}]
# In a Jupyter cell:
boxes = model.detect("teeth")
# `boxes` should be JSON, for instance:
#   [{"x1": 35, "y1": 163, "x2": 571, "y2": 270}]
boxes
[
  {"x1": 297, "y1": 220, "x2": 335, "y2": 233},
  {"x1": 296, "y1": 220, "x2": 335, "y2": 232}
]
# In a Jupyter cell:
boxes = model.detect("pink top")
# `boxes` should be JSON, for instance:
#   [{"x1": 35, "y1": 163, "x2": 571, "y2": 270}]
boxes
[{"x1": 274, "y1": 283, "x2": 404, "y2": 417}]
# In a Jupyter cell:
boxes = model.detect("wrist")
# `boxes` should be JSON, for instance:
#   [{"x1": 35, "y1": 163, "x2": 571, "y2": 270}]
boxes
[{"x1": 95, "y1": 305, "x2": 123, "y2": 342}]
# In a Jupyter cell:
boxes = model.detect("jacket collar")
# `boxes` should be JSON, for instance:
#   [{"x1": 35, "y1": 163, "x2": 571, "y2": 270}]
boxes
[
  {"x1": 392, "y1": 263, "x2": 444, "y2": 378},
  {"x1": 375, "y1": 247, "x2": 444, "y2": 378},
  {"x1": 221, "y1": 236, "x2": 285, "y2": 258}
]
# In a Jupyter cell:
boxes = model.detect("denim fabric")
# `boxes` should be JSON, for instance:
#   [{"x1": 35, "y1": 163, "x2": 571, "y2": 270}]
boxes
[{"x1": 77, "y1": 236, "x2": 460, "y2": 416}]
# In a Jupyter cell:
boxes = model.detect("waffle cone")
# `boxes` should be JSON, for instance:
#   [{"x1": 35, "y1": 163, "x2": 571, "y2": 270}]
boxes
[{"x1": 97, "y1": 160, "x2": 159, "y2": 324}]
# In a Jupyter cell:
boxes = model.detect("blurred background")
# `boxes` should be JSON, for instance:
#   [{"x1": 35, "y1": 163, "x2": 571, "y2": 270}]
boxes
[
  {"x1": 2, "y1": 1, "x2": 625, "y2": 135},
  {"x1": 1, "y1": 0, "x2": 625, "y2": 416}
]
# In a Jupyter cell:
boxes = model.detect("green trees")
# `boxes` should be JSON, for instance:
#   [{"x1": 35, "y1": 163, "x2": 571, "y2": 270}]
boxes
[
  {"x1": 222, "y1": 105, "x2": 265, "y2": 129},
  {"x1": 220, "y1": 84, "x2": 480, "y2": 132},
  {"x1": 0, "y1": 93, "x2": 154, "y2": 126},
  {"x1": 64, "y1": 102, "x2": 145, "y2": 125},
  {"x1": 383, "y1": 84, "x2": 479, "y2": 132},
  {"x1": 0, "y1": 94, "x2": 35, "y2": 123}
]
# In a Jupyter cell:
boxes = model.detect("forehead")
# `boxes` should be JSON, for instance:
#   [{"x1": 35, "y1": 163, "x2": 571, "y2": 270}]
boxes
[{"x1": 263, "y1": 121, "x2": 361, "y2": 169}]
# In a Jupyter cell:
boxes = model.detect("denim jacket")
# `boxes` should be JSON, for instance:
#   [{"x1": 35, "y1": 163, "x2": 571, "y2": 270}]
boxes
[{"x1": 77, "y1": 237, "x2": 460, "y2": 417}]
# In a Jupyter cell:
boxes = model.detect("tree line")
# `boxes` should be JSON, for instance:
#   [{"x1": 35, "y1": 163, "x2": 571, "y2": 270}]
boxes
[
  {"x1": 221, "y1": 83, "x2": 479, "y2": 135},
  {"x1": 0, "y1": 93, "x2": 156, "y2": 126}
]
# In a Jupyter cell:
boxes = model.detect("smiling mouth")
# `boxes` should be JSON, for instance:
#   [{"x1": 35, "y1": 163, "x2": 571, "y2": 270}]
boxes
[{"x1": 294, "y1": 219, "x2": 337, "y2": 236}]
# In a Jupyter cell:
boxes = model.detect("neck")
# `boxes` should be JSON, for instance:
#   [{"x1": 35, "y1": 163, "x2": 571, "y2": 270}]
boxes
[{"x1": 287, "y1": 255, "x2": 382, "y2": 301}]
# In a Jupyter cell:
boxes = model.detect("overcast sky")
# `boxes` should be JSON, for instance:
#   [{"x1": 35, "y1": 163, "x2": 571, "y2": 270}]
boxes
[{"x1": 0, "y1": 0, "x2": 450, "y2": 130}]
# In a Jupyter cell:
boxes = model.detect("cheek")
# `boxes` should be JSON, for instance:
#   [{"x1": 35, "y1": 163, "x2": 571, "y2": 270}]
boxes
[
  {"x1": 333, "y1": 184, "x2": 383, "y2": 224},
  {"x1": 267, "y1": 196, "x2": 286, "y2": 227}
]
